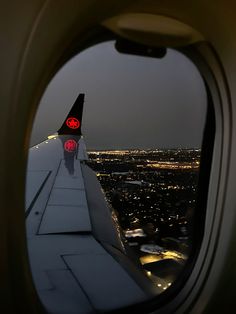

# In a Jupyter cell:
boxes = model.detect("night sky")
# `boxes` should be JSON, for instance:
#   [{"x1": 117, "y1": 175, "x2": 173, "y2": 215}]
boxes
[{"x1": 30, "y1": 41, "x2": 207, "y2": 149}]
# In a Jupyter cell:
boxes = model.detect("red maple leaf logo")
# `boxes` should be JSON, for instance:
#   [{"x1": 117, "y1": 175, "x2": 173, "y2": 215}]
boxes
[
  {"x1": 64, "y1": 139, "x2": 78, "y2": 152},
  {"x1": 66, "y1": 117, "x2": 80, "y2": 129}
]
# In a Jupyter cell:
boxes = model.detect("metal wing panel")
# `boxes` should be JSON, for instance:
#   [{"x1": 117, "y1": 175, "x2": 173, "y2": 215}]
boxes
[{"x1": 26, "y1": 134, "x2": 153, "y2": 313}]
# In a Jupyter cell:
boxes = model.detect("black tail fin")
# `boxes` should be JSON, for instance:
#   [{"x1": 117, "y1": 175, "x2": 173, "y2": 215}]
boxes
[{"x1": 58, "y1": 93, "x2": 85, "y2": 135}]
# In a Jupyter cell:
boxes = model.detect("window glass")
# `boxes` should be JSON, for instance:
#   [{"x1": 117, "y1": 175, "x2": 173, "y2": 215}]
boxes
[{"x1": 29, "y1": 41, "x2": 207, "y2": 308}]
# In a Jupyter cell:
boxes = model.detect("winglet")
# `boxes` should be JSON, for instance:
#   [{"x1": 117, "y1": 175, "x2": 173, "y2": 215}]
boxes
[{"x1": 58, "y1": 93, "x2": 85, "y2": 135}]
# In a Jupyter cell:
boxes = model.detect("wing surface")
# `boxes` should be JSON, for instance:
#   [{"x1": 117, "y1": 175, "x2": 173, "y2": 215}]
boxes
[{"x1": 26, "y1": 95, "x2": 156, "y2": 313}]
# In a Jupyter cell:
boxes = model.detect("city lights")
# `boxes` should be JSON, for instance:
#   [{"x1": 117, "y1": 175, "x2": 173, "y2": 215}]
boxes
[{"x1": 87, "y1": 147, "x2": 200, "y2": 289}]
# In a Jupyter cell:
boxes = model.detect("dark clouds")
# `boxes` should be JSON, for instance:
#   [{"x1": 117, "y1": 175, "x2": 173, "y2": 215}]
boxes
[{"x1": 31, "y1": 41, "x2": 207, "y2": 149}]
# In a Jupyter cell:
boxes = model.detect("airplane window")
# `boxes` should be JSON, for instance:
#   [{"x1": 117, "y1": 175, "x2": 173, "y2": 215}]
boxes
[{"x1": 27, "y1": 40, "x2": 209, "y2": 313}]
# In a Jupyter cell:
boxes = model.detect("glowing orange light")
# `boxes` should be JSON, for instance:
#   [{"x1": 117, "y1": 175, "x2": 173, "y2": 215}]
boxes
[
  {"x1": 64, "y1": 139, "x2": 77, "y2": 152},
  {"x1": 66, "y1": 117, "x2": 80, "y2": 129}
]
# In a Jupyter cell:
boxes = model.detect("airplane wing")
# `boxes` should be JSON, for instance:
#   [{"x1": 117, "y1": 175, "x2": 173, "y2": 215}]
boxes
[{"x1": 26, "y1": 94, "x2": 157, "y2": 314}]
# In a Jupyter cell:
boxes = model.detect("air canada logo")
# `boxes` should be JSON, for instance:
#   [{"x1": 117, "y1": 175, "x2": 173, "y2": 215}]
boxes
[
  {"x1": 66, "y1": 117, "x2": 80, "y2": 129},
  {"x1": 64, "y1": 139, "x2": 78, "y2": 152}
]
